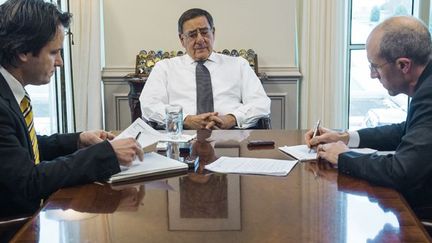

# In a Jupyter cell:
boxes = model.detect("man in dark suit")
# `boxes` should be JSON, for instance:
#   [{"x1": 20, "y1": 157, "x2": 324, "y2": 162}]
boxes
[
  {"x1": 0, "y1": 0, "x2": 144, "y2": 219},
  {"x1": 305, "y1": 16, "x2": 432, "y2": 209}
]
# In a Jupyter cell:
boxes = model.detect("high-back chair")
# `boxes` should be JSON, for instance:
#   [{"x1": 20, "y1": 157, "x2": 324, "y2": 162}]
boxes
[{"x1": 128, "y1": 49, "x2": 271, "y2": 129}]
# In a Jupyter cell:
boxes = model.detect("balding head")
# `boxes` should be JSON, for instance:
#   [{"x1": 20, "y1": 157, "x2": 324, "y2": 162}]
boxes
[{"x1": 367, "y1": 16, "x2": 431, "y2": 65}]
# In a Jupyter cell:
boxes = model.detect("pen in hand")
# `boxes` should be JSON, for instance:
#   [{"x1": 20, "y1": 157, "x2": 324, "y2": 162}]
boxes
[
  {"x1": 309, "y1": 119, "x2": 321, "y2": 153},
  {"x1": 135, "y1": 131, "x2": 142, "y2": 140}
]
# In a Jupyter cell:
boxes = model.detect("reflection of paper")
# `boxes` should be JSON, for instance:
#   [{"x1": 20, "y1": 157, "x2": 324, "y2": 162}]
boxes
[
  {"x1": 209, "y1": 130, "x2": 251, "y2": 143},
  {"x1": 279, "y1": 144, "x2": 380, "y2": 162},
  {"x1": 115, "y1": 118, "x2": 196, "y2": 149},
  {"x1": 145, "y1": 180, "x2": 175, "y2": 191},
  {"x1": 205, "y1": 157, "x2": 298, "y2": 176}
]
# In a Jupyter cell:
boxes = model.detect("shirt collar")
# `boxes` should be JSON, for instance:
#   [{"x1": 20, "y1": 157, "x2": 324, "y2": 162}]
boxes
[
  {"x1": 185, "y1": 51, "x2": 218, "y2": 65},
  {"x1": 0, "y1": 65, "x2": 26, "y2": 105}
]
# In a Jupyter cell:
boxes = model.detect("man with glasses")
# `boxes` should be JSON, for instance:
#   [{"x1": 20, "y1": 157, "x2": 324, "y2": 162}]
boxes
[
  {"x1": 305, "y1": 16, "x2": 432, "y2": 212},
  {"x1": 140, "y1": 8, "x2": 270, "y2": 129}
]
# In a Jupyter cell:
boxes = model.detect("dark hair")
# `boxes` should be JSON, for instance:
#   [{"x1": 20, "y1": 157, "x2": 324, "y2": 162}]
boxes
[
  {"x1": 0, "y1": 0, "x2": 72, "y2": 67},
  {"x1": 379, "y1": 17, "x2": 432, "y2": 65},
  {"x1": 178, "y1": 8, "x2": 214, "y2": 34}
]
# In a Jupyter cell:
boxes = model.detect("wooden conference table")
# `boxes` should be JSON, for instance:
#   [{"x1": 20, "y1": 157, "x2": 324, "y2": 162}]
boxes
[{"x1": 11, "y1": 130, "x2": 431, "y2": 242}]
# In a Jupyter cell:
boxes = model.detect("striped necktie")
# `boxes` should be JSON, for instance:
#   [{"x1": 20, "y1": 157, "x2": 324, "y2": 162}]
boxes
[
  {"x1": 196, "y1": 60, "x2": 214, "y2": 114},
  {"x1": 20, "y1": 92, "x2": 40, "y2": 164}
]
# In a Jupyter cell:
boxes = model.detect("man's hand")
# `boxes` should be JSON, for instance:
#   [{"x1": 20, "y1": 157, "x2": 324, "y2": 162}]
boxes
[
  {"x1": 109, "y1": 138, "x2": 144, "y2": 166},
  {"x1": 183, "y1": 112, "x2": 218, "y2": 129},
  {"x1": 209, "y1": 114, "x2": 237, "y2": 129},
  {"x1": 79, "y1": 130, "x2": 115, "y2": 148},
  {"x1": 316, "y1": 141, "x2": 349, "y2": 165},
  {"x1": 305, "y1": 127, "x2": 349, "y2": 150}
]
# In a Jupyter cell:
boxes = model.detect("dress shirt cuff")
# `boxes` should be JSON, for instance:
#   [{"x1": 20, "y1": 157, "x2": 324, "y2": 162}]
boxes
[
  {"x1": 229, "y1": 112, "x2": 243, "y2": 128},
  {"x1": 347, "y1": 130, "x2": 360, "y2": 148}
]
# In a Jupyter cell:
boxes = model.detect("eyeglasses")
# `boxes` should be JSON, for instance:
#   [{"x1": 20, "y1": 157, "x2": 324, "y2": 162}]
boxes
[
  {"x1": 369, "y1": 61, "x2": 390, "y2": 74},
  {"x1": 182, "y1": 27, "x2": 213, "y2": 40}
]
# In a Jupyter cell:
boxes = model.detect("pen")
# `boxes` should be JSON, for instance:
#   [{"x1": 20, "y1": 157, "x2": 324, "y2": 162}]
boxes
[
  {"x1": 135, "y1": 131, "x2": 142, "y2": 140},
  {"x1": 309, "y1": 119, "x2": 321, "y2": 153}
]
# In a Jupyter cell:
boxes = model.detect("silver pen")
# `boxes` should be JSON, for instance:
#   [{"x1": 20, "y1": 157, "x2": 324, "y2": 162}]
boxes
[{"x1": 309, "y1": 119, "x2": 321, "y2": 153}]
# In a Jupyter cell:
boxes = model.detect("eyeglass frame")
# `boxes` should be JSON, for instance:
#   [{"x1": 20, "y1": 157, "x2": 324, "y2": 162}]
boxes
[
  {"x1": 369, "y1": 61, "x2": 391, "y2": 74},
  {"x1": 181, "y1": 27, "x2": 214, "y2": 40}
]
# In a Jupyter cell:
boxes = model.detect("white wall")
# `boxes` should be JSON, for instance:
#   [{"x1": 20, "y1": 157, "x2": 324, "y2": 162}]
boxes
[{"x1": 102, "y1": 0, "x2": 299, "y2": 77}]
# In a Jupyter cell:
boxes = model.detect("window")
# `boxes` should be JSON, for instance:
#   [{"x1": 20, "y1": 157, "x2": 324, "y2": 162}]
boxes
[{"x1": 347, "y1": 0, "x2": 413, "y2": 130}]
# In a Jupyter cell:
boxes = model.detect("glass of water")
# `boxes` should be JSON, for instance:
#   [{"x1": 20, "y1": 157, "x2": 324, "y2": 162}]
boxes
[{"x1": 165, "y1": 104, "x2": 183, "y2": 139}]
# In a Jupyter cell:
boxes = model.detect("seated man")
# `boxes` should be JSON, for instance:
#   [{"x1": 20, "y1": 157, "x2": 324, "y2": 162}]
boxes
[
  {"x1": 139, "y1": 8, "x2": 271, "y2": 130},
  {"x1": 0, "y1": 0, "x2": 143, "y2": 219},
  {"x1": 305, "y1": 16, "x2": 432, "y2": 211}
]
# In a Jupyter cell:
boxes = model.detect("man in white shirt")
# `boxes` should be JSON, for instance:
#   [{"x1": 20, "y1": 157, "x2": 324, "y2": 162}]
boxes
[{"x1": 139, "y1": 8, "x2": 271, "y2": 129}]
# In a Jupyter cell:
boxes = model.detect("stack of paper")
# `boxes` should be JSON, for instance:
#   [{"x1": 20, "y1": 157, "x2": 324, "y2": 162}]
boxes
[
  {"x1": 108, "y1": 152, "x2": 188, "y2": 183},
  {"x1": 279, "y1": 144, "x2": 378, "y2": 162},
  {"x1": 205, "y1": 157, "x2": 298, "y2": 176}
]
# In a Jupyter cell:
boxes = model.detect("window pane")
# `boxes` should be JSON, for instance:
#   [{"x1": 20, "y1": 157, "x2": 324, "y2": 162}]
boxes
[
  {"x1": 349, "y1": 50, "x2": 407, "y2": 130},
  {"x1": 351, "y1": 0, "x2": 413, "y2": 44},
  {"x1": 26, "y1": 82, "x2": 58, "y2": 135}
]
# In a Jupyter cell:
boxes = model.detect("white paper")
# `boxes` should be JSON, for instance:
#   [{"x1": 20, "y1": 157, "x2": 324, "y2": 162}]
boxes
[
  {"x1": 205, "y1": 156, "x2": 298, "y2": 176},
  {"x1": 115, "y1": 118, "x2": 196, "y2": 149},
  {"x1": 279, "y1": 144, "x2": 379, "y2": 162},
  {"x1": 109, "y1": 152, "x2": 188, "y2": 183}
]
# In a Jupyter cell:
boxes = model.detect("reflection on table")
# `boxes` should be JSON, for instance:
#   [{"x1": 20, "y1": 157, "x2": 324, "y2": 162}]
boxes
[{"x1": 11, "y1": 130, "x2": 431, "y2": 242}]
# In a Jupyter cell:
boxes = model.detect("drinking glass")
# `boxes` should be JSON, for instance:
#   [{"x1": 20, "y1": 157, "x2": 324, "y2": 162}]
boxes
[{"x1": 165, "y1": 104, "x2": 183, "y2": 139}]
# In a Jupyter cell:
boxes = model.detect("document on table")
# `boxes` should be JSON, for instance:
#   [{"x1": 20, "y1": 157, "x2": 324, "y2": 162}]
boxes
[
  {"x1": 115, "y1": 118, "x2": 196, "y2": 148},
  {"x1": 108, "y1": 152, "x2": 188, "y2": 183},
  {"x1": 205, "y1": 157, "x2": 298, "y2": 176},
  {"x1": 279, "y1": 144, "x2": 382, "y2": 162}
]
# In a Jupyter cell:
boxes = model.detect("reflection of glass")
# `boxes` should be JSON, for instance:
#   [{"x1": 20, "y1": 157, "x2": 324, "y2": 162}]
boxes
[{"x1": 189, "y1": 129, "x2": 216, "y2": 173}]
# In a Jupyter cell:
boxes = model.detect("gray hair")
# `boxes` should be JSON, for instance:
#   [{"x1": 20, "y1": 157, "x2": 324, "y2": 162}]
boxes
[{"x1": 378, "y1": 16, "x2": 431, "y2": 65}]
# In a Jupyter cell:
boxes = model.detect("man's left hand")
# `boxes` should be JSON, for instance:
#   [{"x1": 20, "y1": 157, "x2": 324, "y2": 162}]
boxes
[
  {"x1": 79, "y1": 130, "x2": 115, "y2": 148},
  {"x1": 316, "y1": 141, "x2": 349, "y2": 165},
  {"x1": 210, "y1": 114, "x2": 237, "y2": 129}
]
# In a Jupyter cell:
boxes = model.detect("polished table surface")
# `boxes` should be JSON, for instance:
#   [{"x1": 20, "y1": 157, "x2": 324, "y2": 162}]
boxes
[{"x1": 11, "y1": 130, "x2": 431, "y2": 242}]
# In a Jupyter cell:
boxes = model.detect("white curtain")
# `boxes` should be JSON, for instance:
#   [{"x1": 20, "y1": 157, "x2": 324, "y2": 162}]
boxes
[
  {"x1": 70, "y1": 0, "x2": 103, "y2": 131},
  {"x1": 297, "y1": 0, "x2": 347, "y2": 129}
]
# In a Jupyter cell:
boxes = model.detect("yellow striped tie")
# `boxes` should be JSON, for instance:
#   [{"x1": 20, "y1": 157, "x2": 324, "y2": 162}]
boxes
[{"x1": 20, "y1": 93, "x2": 40, "y2": 164}]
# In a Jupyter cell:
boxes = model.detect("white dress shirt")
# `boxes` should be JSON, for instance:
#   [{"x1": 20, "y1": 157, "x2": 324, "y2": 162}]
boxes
[
  {"x1": 139, "y1": 52, "x2": 271, "y2": 128},
  {"x1": 0, "y1": 65, "x2": 25, "y2": 105}
]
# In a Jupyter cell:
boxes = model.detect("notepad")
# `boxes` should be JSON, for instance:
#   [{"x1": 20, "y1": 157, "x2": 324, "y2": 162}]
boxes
[
  {"x1": 279, "y1": 144, "x2": 378, "y2": 162},
  {"x1": 205, "y1": 157, "x2": 298, "y2": 176},
  {"x1": 108, "y1": 152, "x2": 188, "y2": 183}
]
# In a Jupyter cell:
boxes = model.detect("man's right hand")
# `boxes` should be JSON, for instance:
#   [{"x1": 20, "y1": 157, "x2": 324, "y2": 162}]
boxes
[
  {"x1": 183, "y1": 112, "x2": 219, "y2": 130},
  {"x1": 109, "y1": 138, "x2": 144, "y2": 166},
  {"x1": 304, "y1": 127, "x2": 349, "y2": 149}
]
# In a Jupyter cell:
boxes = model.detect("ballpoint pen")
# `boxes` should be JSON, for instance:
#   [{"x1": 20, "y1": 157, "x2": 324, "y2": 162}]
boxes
[
  {"x1": 135, "y1": 131, "x2": 142, "y2": 140},
  {"x1": 309, "y1": 119, "x2": 321, "y2": 153}
]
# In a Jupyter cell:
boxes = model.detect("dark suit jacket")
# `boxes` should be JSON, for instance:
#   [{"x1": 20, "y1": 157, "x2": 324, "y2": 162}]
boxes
[
  {"x1": 339, "y1": 62, "x2": 432, "y2": 207},
  {"x1": 0, "y1": 74, "x2": 121, "y2": 217}
]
